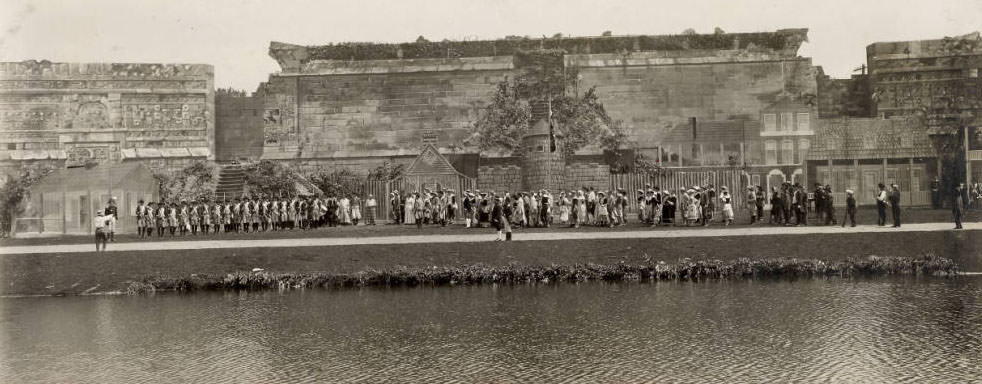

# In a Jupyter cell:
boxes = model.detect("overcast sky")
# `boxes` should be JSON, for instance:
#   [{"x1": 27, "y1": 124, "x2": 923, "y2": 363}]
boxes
[{"x1": 1, "y1": 0, "x2": 980, "y2": 90}]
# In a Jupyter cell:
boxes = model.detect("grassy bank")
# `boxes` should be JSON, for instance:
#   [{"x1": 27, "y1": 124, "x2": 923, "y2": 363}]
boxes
[
  {"x1": 3, "y1": 230, "x2": 978, "y2": 296},
  {"x1": 126, "y1": 254, "x2": 958, "y2": 294}
]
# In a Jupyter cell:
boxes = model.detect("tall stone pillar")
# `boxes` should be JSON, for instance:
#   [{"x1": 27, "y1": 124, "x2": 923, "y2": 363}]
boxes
[{"x1": 521, "y1": 99, "x2": 565, "y2": 192}]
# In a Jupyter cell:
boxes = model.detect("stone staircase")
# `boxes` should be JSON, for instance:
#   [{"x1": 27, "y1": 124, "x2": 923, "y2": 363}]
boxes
[{"x1": 215, "y1": 165, "x2": 246, "y2": 201}]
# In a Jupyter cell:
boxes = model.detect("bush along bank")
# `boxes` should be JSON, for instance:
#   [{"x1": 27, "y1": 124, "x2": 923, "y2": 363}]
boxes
[{"x1": 122, "y1": 254, "x2": 960, "y2": 295}]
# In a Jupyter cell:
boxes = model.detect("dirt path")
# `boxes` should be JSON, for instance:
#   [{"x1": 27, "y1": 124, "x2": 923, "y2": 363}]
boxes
[{"x1": 3, "y1": 222, "x2": 978, "y2": 255}]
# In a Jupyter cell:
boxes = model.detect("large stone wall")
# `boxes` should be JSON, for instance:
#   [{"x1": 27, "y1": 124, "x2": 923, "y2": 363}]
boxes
[
  {"x1": 256, "y1": 30, "x2": 817, "y2": 174},
  {"x1": 215, "y1": 95, "x2": 264, "y2": 161},
  {"x1": 563, "y1": 162, "x2": 611, "y2": 191},
  {"x1": 477, "y1": 164, "x2": 521, "y2": 192},
  {"x1": 0, "y1": 61, "x2": 214, "y2": 171},
  {"x1": 260, "y1": 56, "x2": 513, "y2": 161},
  {"x1": 570, "y1": 51, "x2": 817, "y2": 157}
]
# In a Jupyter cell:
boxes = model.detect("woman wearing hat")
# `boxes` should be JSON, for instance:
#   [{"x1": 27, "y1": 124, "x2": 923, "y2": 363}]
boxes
[
  {"x1": 719, "y1": 187, "x2": 734, "y2": 226},
  {"x1": 413, "y1": 193, "x2": 425, "y2": 230},
  {"x1": 404, "y1": 192, "x2": 416, "y2": 226},
  {"x1": 574, "y1": 190, "x2": 587, "y2": 228},
  {"x1": 685, "y1": 189, "x2": 700, "y2": 226},
  {"x1": 365, "y1": 194, "x2": 377, "y2": 225},
  {"x1": 558, "y1": 191, "x2": 570, "y2": 226},
  {"x1": 597, "y1": 192, "x2": 610, "y2": 227}
]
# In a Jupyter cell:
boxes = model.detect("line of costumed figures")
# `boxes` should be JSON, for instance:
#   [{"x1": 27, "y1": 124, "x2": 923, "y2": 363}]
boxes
[
  {"x1": 127, "y1": 180, "x2": 977, "y2": 240},
  {"x1": 133, "y1": 195, "x2": 379, "y2": 238}
]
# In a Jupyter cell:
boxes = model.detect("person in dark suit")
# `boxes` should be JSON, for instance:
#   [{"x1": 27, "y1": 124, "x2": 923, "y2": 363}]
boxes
[
  {"x1": 953, "y1": 183, "x2": 966, "y2": 229},
  {"x1": 491, "y1": 197, "x2": 505, "y2": 241},
  {"x1": 875, "y1": 183, "x2": 888, "y2": 226},
  {"x1": 104, "y1": 197, "x2": 119, "y2": 242},
  {"x1": 842, "y1": 189, "x2": 857, "y2": 227},
  {"x1": 889, "y1": 183, "x2": 901, "y2": 227}
]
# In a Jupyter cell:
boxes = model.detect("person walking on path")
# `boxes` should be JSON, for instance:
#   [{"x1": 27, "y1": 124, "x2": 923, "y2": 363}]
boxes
[
  {"x1": 413, "y1": 193, "x2": 425, "y2": 230},
  {"x1": 889, "y1": 183, "x2": 902, "y2": 228},
  {"x1": 365, "y1": 194, "x2": 377, "y2": 225},
  {"x1": 105, "y1": 197, "x2": 118, "y2": 242},
  {"x1": 491, "y1": 197, "x2": 505, "y2": 241},
  {"x1": 823, "y1": 185, "x2": 836, "y2": 226},
  {"x1": 876, "y1": 183, "x2": 888, "y2": 226},
  {"x1": 351, "y1": 196, "x2": 363, "y2": 226},
  {"x1": 94, "y1": 210, "x2": 110, "y2": 251},
  {"x1": 842, "y1": 189, "x2": 857, "y2": 227},
  {"x1": 746, "y1": 186, "x2": 757, "y2": 224},
  {"x1": 720, "y1": 186, "x2": 734, "y2": 226},
  {"x1": 953, "y1": 183, "x2": 966, "y2": 229}
]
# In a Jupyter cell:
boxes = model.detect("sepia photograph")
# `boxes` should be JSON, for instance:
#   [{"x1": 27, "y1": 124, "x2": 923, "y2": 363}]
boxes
[{"x1": 1, "y1": 0, "x2": 980, "y2": 382}]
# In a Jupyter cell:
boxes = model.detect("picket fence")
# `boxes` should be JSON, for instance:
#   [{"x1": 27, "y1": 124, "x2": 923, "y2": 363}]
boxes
[{"x1": 609, "y1": 169, "x2": 752, "y2": 215}]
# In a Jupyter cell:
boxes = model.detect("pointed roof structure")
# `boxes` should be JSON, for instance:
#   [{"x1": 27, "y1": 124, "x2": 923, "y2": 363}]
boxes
[{"x1": 404, "y1": 143, "x2": 467, "y2": 177}]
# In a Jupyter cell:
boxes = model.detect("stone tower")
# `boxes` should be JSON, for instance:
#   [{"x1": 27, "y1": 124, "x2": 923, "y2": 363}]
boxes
[{"x1": 520, "y1": 99, "x2": 565, "y2": 191}]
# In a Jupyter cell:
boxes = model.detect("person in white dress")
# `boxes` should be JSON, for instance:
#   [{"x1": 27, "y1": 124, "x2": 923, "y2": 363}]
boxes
[{"x1": 404, "y1": 193, "x2": 416, "y2": 225}]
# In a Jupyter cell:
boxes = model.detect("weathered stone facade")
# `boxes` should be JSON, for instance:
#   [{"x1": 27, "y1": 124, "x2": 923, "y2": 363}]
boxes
[
  {"x1": 259, "y1": 56, "x2": 513, "y2": 160},
  {"x1": 0, "y1": 61, "x2": 215, "y2": 176},
  {"x1": 817, "y1": 70, "x2": 873, "y2": 118},
  {"x1": 476, "y1": 163, "x2": 521, "y2": 192},
  {"x1": 258, "y1": 30, "x2": 815, "y2": 171},
  {"x1": 215, "y1": 94, "x2": 264, "y2": 161}
]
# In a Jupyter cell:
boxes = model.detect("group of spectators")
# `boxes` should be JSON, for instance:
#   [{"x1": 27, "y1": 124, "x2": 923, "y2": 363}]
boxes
[{"x1": 383, "y1": 185, "x2": 743, "y2": 241}]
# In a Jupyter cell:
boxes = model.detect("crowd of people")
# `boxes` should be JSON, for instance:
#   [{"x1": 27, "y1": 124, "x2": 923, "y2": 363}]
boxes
[
  {"x1": 383, "y1": 185, "x2": 739, "y2": 241},
  {"x1": 85, "y1": 179, "x2": 977, "y2": 250}
]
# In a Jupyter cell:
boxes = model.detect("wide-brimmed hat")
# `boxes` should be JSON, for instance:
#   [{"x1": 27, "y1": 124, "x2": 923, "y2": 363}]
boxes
[{"x1": 845, "y1": 189, "x2": 855, "y2": 194}]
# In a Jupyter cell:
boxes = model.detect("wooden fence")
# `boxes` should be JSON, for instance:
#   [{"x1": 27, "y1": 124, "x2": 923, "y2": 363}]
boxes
[
  {"x1": 362, "y1": 175, "x2": 476, "y2": 223},
  {"x1": 609, "y1": 169, "x2": 752, "y2": 216}
]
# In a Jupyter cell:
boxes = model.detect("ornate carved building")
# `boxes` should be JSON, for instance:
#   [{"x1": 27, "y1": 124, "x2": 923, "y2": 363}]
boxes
[{"x1": 0, "y1": 61, "x2": 215, "y2": 180}]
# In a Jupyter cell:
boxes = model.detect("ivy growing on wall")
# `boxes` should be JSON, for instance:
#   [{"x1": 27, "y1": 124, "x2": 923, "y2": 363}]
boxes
[{"x1": 302, "y1": 31, "x2": 800, "y2": 62}]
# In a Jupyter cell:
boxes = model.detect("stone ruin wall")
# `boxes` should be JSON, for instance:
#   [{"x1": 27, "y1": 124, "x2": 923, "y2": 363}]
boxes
[{"x1": 255, "y1": 30, "x2": 817, "y2": 176}]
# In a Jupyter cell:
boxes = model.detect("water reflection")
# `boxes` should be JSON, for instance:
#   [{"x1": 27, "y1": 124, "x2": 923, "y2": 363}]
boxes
[{"x1": 2, "y1": 277, "x2": 980, "y2": 383}]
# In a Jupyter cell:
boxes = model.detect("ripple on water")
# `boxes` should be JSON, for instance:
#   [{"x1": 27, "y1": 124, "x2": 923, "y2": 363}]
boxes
[{"x1": 1, "y1": 276, "x2": 981, "y2": 383}]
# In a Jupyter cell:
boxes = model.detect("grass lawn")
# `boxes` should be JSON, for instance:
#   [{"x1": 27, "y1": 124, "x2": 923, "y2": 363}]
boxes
[{"x1": 2, "y1": 229, "x2": 978, "y2": 296}]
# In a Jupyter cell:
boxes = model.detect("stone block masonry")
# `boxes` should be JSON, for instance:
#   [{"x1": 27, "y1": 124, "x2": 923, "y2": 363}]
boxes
[
  {"x1": 255, "y1": 30, "x2": 816, "y2": 167},
  {"x1": 563, "y1": 163, "x2": 611, "y2": 191},
  {"x1": 477, "y1": 165, "x2": 521, "y2": 192}
]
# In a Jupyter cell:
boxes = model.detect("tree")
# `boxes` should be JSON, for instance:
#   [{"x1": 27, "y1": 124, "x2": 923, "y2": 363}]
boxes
[
  {"x1": 0, "y1": 164, "x2": 55, "y2": 235},
  {"x1": 367, "y1": 161, "x2": 406, "y2": 181},
  {"x1": 242, "y1": 160, "x2": 314, "y2": 198},
  {"x1": 470, "y1": 50, "x2": 626, "y2": 156},
  {"x1": 153, "y1": 161, "x2": 218, "y2": 203},
  {"x1": 308, "y1": 167, "x2": 363, "y2": 197}
]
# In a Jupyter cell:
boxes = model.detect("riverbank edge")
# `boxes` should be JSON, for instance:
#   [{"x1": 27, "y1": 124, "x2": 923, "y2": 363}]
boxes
[
  {"x1": 117, "y1": 255, "x2": 959, "y2": 295},
  {"x1": 3, "y1": 230, "x2": 979, "y2": 296}
]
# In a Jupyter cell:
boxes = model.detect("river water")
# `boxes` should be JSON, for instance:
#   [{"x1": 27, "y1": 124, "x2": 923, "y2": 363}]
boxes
[{"x1": 2, "y1": 276, "x2": 980, "y2": 383}]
